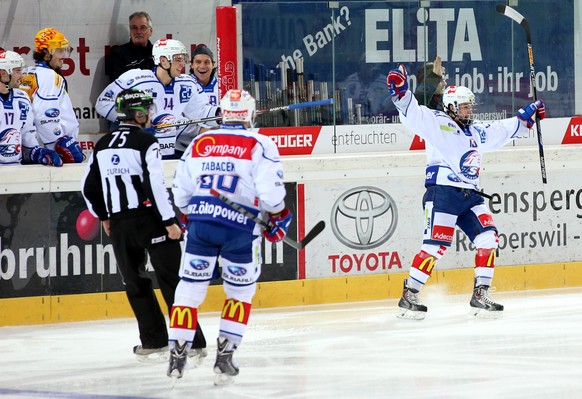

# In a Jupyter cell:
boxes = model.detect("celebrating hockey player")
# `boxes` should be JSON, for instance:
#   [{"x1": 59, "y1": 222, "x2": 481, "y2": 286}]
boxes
[
  {"x1": 167, "y1": 89, "x2": 292, "y2": 386},
  {"x1": 173, "y1": 44, "x2": 219, "y2": 158},
  {"x1": 387, "y1": 64, "x2": 546, "y2": 319},
  {"x1": 0, "y1": 50, "x2": 62, "y2": 166},
  {"x1": 20, "y1": 28, "x2": 83, "y2": 164},
  {"x1": 96, "y1": 38, "x2": 219, "y2": 159}
]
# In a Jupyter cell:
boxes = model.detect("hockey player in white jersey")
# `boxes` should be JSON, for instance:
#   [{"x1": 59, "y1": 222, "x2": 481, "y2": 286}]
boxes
[
  {"x1": 387, "y1": 64, "x2": 546, "y2": 319},
  {"x1": 174, "y1": 45, "x2": 220, "y2": 158},
  {"x1": 96, "y1": 38, "x2": 219, "y2": 159},
  {"x1": 0, "y1": 50, "x2": 62, "y2": 166},
  {"x1": 20, "y1": 28, "x2": 83, "y2": 164},
  {"x1": 167, "y1": 89, "x2": 292, "y2": 386}
]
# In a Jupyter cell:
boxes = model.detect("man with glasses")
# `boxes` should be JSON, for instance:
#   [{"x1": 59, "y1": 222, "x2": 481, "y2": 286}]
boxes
[
  {"x1": 107, "y1": 11, "x2": 155, "y2": 83},
  {"x1": 20, "y1": 28, "x2": 83, "y2": 164},
  {"x1": 97, "y1": 38, "x2": 219, "y2": 159}
]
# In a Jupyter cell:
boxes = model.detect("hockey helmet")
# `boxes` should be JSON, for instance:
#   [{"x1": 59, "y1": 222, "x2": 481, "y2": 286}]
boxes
[
  {"x1": 152, "y1": 39, "x2": 188, "y2": 64},
  {"x1": 443, "y1": 85, "x2": 476, "y2": 124},
  {"x1": 34, "y1": 28, "x2": 70, "y2": 54},
  {"x1": 116, "y1": 89, "x2": 154, "y2": 121},
  {"x1": 0, "y1": 50, "x2": 25, "y2": 74},
  {"x1": 220, "y1": 89, "x2": 256, "y2": 126}
]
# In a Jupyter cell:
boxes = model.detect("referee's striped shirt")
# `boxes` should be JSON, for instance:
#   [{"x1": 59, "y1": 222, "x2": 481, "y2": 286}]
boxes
[{"x1": 81, "y1": 124, "x2": 176, "y2": 225}]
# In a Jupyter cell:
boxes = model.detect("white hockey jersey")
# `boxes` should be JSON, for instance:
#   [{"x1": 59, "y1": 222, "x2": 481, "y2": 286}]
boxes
[
  {"x1": 20, "y1": 62, "x2": 79, "y2": 148},
  {"x1": 0, "y1": 88, "x2": 40, "y2": 165},
  {"x1": 175, "y1": 74, "x2": 220, "y2": 153},
  {"x1": 172, "y1": 124, "x2": 286, "y2": 235},
  {"x1": 96, "y1": 68, "x2": 218, "y2": 158},
  {"x1": 394, "y1": 90, "x2": 529, "y2": 190}
]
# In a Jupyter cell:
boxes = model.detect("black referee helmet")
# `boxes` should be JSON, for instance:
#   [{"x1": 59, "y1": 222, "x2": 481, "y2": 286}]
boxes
[{"x1": 116, "y1": 89, "x2": 154, "y2": 121}]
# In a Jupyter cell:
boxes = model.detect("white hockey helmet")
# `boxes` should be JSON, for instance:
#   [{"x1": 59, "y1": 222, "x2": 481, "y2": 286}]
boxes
[
  {"x1": 443, "y1": 85, "x2": 476, "y2": 125},
  {"x1": 220, "y1": 89, "x2": 256, "y2": 126},
  {"x1": 152, "y1": 38, "x2": 188, "y2": 64},
  {"x1": 0, "y1": 50, "x2": 25, "y2": 74}
]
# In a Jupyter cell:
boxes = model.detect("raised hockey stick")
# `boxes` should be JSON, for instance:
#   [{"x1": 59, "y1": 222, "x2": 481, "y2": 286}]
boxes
[
  {"x1": 154, "y1": 98, "x2": 334, "y2": 129},
  {"x1": 496, "y1": 4, "x2": 547, "y2": 185},
  {"x1": 209, "y1": 188, "x2": 326, "y2": 250}
]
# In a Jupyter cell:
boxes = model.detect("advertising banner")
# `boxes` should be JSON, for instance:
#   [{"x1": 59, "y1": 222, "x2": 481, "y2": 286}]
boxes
[
  {"x1": 302, "y1": 171, "x2": 582, "y2": 279},
  {"x1": 0, "y1": 184, "x2": 298, "y2": 298},
  {"x1": 240, "y1": 0, "x2": 575, "y2": 122}
]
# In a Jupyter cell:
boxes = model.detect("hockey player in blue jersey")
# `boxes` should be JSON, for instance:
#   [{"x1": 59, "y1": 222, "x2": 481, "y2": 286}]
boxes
[
  {"x1": 387, "y1": 64, "x2": 546, "y2": 320},
  {"x1": 167, "y1": 89, "x2": 292, "y2": 385},
  {"x1": 0, "y1": 50, "x2": 62, "y2": 166}
]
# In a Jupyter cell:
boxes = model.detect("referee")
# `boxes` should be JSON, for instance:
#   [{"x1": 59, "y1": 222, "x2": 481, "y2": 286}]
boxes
[{"x1": 81, "y1": 89, "x2": 207, "y2": 362}]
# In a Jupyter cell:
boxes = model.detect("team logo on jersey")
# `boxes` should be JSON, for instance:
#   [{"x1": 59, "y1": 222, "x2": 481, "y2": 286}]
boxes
[
  {"x1": 179, "y1": 85, "x2": 192, "y2": 102},
  {"x1": 0, "y1": 128, "x2": 21, "y2": 158},
  {"x1": 459, "y1": 150, "x2": 481, "y2": 180},
  {"x1": 152, "y1": 114, "x2": 176, "y2": 134},
  {"x1": 473, "y1": 125, "x2": 487, "y2": 143},
  {"x1": 103, "y1": 90, "x2": 115, "y2": 99},
  {"x1": 111, "y1": 154, "x2": 120, "y2": 165},
  {"x1": 45, "y1": 108, "x2": 60, "y2": 118}
]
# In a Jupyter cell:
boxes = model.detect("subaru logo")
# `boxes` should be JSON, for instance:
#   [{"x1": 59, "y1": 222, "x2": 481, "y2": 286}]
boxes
[
  {"x1": 330, "y1": 186, "x2": 398, "y2": 250},
  {"x1": 45, "y1": 108, "x2": 60, "y2": 118},
  {"x1": 189, "y1": 259, "x2": 210, "y2": 270},
  {"x1": 111, "y1": 154, "x2": 120, "y2": 165},
  {"x1": 227, "y1": 265, "x2": 247, "y2": 276}
]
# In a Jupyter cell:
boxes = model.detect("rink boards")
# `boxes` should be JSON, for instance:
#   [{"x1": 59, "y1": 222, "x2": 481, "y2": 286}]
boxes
[{"x1": 2, "y1": 145, "x2": 582, "y2": 325}]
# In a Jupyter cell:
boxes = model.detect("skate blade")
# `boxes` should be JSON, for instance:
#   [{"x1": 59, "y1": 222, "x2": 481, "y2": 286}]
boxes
[
  {"x1": 397, "y1": 308, "x2": 426, "y2": 320},
  {"x1": 135, "y1": 351, "x2": 169, "y2": 363},
  {"x1": 188, "y1": 348, "x2": 208, "y2": 368},
  {"x1": 470, "y1": 308, "x2": 503, "y2": 319},
  {"x1": 214, "y1": 372, "x2": 236, "y2": 386},
  {"x1": 170, "y1": 375, "x2": 180, "y2": 389}
]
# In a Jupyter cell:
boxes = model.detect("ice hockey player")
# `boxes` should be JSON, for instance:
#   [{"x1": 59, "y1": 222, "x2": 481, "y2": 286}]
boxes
[
  {"x1": 20, "y1": 28, "x2": 83, "y2": 164},
  {"x1": 0, "y1": 50, "x2": 62, "y2": 166},
  {"x1": 173, "y1": 44, "x2": 219, "y2": 158},
  {"x1": 387, "y1": 64, "x2": 545, "y2": 319},
  {"x1": 167, "y1": 89, "x2": 292, "y2": 386},
  {"x1": 96, "y1": 38, "x2": 219, "y2": 159}
]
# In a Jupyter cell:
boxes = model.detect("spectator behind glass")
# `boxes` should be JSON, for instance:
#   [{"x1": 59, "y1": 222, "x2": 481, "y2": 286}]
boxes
[
  {"x1": 107, "y1": 11, "x2": 155, "y2": 83},
  {"x1": 414, "y1": 56, "x2": 447, "y2": 110}
]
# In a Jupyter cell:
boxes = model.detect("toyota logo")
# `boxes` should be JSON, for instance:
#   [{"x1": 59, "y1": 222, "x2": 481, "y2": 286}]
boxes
[{"x1": 330, "y1": 186, "x2": 398, "y2": 250}]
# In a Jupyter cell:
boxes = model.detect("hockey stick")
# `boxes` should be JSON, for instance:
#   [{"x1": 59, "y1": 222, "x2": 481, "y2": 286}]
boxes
[
  {"x1": 496, "y1": 4, "x2": 547, "y2": 185},
  {"x1": 154, "y1": 98, "x2": 334, "y2": 129},
  {"x1": 209, "y1": 188, "x2": 326, "y2": 250}
]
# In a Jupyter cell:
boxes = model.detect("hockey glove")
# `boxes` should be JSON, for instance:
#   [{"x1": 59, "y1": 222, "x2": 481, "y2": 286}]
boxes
[
  {"x1": 387, "y1": 64, "x2": 408, "y2": 99},
  {"x1": 517, "y1": 99, "x2": 545, "y2": 128},
  {"x1": 263, "y1": 208, "x2": 293, "y2": 243},
  {"x1": 30, "y1": 146, "x2": 63, "y2": 167},
  {"x1": 55, "y1": 136, "x2": 84, "y2": 163}
]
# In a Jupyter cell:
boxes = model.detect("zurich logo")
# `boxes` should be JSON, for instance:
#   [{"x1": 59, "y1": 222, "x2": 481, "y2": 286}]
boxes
[
  {"x1": 189, "y1": 259, "x2": 210, "y2": 270},
  {"x1": 459, "y1": 150, "x2": 480, "y2": 180},
  {"x1": 227, "y1": 265, "x2": 247, "y2": 276},
  {"x1": 111, "y1": 154, "x2": 120, "y2": 165},
  {"x1": 45, "y1": 108, "x2": 60, "y2": 118}
]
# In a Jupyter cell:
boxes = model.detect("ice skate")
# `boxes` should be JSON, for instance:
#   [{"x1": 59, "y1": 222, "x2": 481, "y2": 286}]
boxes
[
  {"x1": 188, "y1": 347, "x2": 208, "y2": 368},
  {"x1": 397, "y1": 279, "x2": 428, "y2": 320},
  {"x1": 167, "y1": 341, "x2": 188, "y2": 385},
  {"x1": 470, "y1": 280, "x2": 504, "y2": 319},
  {"x1": 133, "y1": 345, "x2": 169, "y2": 363},
  {"x1": 213, "y1": 338, "x2": 239, "y2": 386}
]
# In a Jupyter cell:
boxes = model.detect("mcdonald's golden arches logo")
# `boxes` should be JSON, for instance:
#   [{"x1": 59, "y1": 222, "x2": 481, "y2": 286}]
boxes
[
  {"x1": 170, "y1": 305, "x2": 197, "y2": 330},
  {"x1": 221, "y1": 299, "x2": 251, "y2": 324}
]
